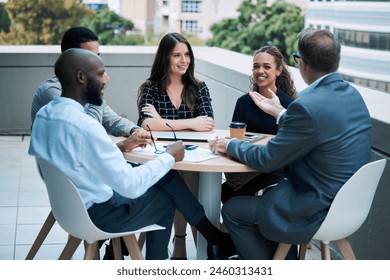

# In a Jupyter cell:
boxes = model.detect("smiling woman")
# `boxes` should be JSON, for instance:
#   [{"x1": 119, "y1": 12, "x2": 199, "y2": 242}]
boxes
[
  {"x1": 135, "y1": 32, "x2": 215, "y2": 260},
  {"x1": 136, "y1": 32, "x2": 214, "y2": 132},
  {"x1": 221, "y1": 45, "x2": 297, "y2": 208}
]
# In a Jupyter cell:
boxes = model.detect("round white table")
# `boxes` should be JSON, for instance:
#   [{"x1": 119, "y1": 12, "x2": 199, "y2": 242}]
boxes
[{"x1": 118, "y1": 130, "x2": 271, "y2": 259}]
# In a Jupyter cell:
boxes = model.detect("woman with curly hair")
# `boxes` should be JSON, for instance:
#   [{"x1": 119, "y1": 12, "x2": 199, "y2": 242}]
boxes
[{"x1": 222, "y1": 45, "x2": 297, "y2": 203}]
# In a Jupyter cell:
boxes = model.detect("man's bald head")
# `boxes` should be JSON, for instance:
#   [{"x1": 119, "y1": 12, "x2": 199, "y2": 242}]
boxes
[
  {"x1": 54, "y1": 48, "x2": 103, "y2": 89},
  {"x1": 54, "y1": 48, "x2": 106, "y2": 106}
]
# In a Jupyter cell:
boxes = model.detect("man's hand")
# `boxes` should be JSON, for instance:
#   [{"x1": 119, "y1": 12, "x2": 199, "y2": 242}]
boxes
[
  {"x1": 208, "y1": 137, "x2": 229, "y2": 156},
  {"x1": 249, "y1": 89, "x2": 285, "y2": 119},
  {"x1": 117, "y1": 129, "x2": 152, "y2": 153},
  {"x1": 165, "y1": 141, "x2": 185, "y2": 162}
]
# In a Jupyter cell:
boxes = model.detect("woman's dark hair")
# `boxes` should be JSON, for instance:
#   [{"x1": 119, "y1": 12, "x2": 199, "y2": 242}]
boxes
[
  {"x1": 61, "y1": 26, "x2": 99, "y2": 53},
  {"x1": 250, "y1": 45, "x2": 296, "y2": 98},
  {"x1": 137, "y1": 32, "x2": 200, "y2": 111},
  {"x1": 298, "y1": 28, "x2": 341, "y2": 73}
]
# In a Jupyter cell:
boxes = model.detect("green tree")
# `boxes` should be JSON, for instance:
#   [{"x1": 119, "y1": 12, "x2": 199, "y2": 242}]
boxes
[
  {"x1": 207, "y1": 0, "x2": 304, "y2": 65},
  {"x1": 0, "y1": 0, "x2": 92, "y2": 45},
  {"x1": 0, "y1": 3, "x2": 11, "y2": 32},
  {"x1": 80, "y1": 6, "x2": 137, "y2": 45}
]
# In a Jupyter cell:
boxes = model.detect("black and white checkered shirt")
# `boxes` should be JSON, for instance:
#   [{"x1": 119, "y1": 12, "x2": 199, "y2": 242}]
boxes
[{"x1": 137, "y1": 81, "x2": 214, "y2": 126}]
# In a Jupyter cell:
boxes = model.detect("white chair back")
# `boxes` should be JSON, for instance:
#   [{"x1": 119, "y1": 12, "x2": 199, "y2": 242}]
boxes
[
  {"x1": 313, "y1": 159, "x2": 387, "y2": 242},
  {"x1": 36, "y1": 157, "x2": 164, "y2": 244}
]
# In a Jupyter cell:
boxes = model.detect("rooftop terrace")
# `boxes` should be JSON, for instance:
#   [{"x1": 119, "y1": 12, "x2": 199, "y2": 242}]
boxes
[{"x1": 0, "y1": 46, "x2": 389, "y2": 259}]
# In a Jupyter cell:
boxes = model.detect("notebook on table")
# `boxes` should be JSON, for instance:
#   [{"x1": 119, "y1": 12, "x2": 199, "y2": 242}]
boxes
[{"x1": 153, "y1": 131, "x2": 216, "y2": 142}]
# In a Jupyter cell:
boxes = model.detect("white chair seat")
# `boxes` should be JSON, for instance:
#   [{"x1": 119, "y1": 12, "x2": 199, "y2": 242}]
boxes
[
  {"x1": 273, "y1": 159, "x2": 387, "y2": 260},
  {"x1": 35, "y1": 157, "x2": 164, "y2": 260}
]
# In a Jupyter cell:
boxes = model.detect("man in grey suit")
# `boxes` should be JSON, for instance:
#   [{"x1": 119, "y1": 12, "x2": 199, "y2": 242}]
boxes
[{"x1": 209, "y1": 28, "x2": 372, "y2": 259}]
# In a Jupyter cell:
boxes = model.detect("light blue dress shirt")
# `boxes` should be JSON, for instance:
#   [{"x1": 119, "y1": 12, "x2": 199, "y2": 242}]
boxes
[{"x1": 29, "y1": 96, "x2": 175, "y2": 209}]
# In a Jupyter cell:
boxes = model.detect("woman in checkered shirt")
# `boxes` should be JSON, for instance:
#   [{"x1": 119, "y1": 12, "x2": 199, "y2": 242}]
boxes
[{"x1": 137, "y1": 32, "x2": 215, "y2": 260}]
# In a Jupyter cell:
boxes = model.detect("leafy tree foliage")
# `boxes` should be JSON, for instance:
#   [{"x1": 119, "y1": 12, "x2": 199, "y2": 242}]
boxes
[
  {"x1": 0, "y1": 3, "x2": 10, "y2": 32},
  {"x1": 206, "y1": 0, "x2": 304, "y2": 65},
  {"x1": 80, "y1": 6, "x2": 137, "y2": 45},
  {"x1": 0, "y1": 0, "x2": 92, "y2": 45}
]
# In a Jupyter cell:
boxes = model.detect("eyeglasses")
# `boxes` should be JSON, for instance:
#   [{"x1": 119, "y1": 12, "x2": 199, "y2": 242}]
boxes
[
  {"x1": 165, "y1": 123, "x2": 198, "y2": 150},
  {"x1": 146, "y1": 125, "x2": 165, "y2": 154},
  {"x1": 293, "y1": 52, "x2": 301, "y2": 64},
  {"x1": 165, "y1": 123, "x2": 178, "y2": 141}
]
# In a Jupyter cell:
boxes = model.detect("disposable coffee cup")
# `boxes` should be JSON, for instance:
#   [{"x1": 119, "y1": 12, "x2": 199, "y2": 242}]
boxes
[{"x1": 229, "y1": 121, "x2": 246, "y2": 140}]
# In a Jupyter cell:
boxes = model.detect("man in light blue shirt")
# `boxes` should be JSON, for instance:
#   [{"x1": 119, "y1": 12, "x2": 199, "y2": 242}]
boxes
[{"x1": 29, "y1": 48, "x2": 236, "y2": 260}]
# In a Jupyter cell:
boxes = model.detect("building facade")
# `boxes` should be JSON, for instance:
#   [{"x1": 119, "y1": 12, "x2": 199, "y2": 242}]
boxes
[
  {"x1": 155, "y1": 0, "x2": 243, "y2": 39},
  {"x1": 108, "y1": 0, "x2": 156, "y2": 34},
  {"x1": 111, "y1": 0, "x2": 242, "y2": 39},
  {"x1": 83, "y1": 0, "x2": 108, "y2": 10},
  {"x1": 109, "y1": 0, "x2": 307, "y2": 39},
  {"x1": 305, "y1": 0, "x2": 390, "y2": 94}
]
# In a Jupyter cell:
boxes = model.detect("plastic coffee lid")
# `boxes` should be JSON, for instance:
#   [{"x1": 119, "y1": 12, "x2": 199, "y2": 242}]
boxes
[{"x1": 229, "y1": 121, "x2": 246, "y2": 128}]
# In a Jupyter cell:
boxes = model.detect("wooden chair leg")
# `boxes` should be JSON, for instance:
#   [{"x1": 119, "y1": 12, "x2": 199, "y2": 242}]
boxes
[
  {"x1": 298, "y1": 244, "x2": 307, "y2": 260},
  {"x1": 138, "y1": 232, "x2": 146, "y2": 250},
  {"x1": 59, "y1": 235, "x2": 82, "y2": 260},
  {"x1": 272, "y1": 243, "x2": 291, "y2": 260},
  {"x1": 111, "y1": 238, "x2": 123, "y2": 260},
  {"x1": 336, "y1": 238, "x2": 356, "y2": 260},
  {"x1": 123, "y1": 235, "x2": 144, "y2": 260},
  {"x1": 25, "y1": 211, "x2": 56, "y2": 260},
  {"x1": 94, "y1": 244, "x2": 101, "y2": 260},
  {"x1": 320, "y1": 242, "x2": 331, "y2": 260},
  {"x1": 84, "y1": 241, "x2": 98, "y2": 260}
]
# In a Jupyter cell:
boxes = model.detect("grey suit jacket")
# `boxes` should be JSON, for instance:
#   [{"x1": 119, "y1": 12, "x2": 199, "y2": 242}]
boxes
[{"x1": 226, "y1": 73, "x2": 372, "y2": 243}]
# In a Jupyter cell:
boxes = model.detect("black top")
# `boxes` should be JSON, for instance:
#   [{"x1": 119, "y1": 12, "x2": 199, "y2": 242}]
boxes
[
  {"x1": 137, "y1": 81, "x2": 213, "y2": 126},
  {"x1": 231, "y1": 89, "x2": 294, "y2": 134}
]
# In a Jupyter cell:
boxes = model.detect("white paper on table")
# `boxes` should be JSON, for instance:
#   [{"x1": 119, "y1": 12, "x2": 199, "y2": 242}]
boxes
[{"x1": 131, "y1": 142, "x2": 219, "y2": 162}]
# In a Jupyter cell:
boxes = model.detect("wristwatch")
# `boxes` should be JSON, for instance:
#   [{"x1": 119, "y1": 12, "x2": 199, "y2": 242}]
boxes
[{"x1": 130, "y1": 126, "x2": 141, "y2": 135}]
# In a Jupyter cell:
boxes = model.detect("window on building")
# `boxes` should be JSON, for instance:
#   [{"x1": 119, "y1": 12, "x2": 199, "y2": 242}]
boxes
[
  {"x1": 335, "y1": 0, "x2": 388, "y2": 2},
  {"x1": 181, "y1": 20, "x2": 202, "y2": 33},
  {"x1": 335, "y1": 29, "x2": 390, "y2": 51},
  {"x1": 182, "y1": 0, "x2": 201, "y2": 13},
  {"x1": 162, "y1": 15, "x2": 169, "y2": 28},
  {"x1": 376, "y1": 81, "x2": 387, "y2": 92},
  {"x1": 343, "y1": 74, "x2": 390, "y2": 94},
  {"x1": 86, "y1": 4, "x2": 106, "y2": 11}
]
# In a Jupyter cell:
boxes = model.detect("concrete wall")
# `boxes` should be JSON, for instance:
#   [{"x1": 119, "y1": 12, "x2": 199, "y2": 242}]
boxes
[{"x1": 0, "y1": 45, "x2": 389, "y2": 259}]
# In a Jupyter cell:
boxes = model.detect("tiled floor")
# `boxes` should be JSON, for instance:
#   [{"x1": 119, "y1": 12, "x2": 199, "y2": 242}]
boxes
[{"x1": 0, "y1": 136, "x2": 320, "y2": 260}]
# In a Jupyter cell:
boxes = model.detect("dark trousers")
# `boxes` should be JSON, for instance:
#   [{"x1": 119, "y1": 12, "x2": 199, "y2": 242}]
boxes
[
  {"x1": 221, "y1": 169, "x2": 283, "y2": 204},
  {"x1": 88, "y1": 170, "x2": 205, "y2": 259},
  {"x1": 222, "y1": 195, "x2": 297, "y2": 260}
]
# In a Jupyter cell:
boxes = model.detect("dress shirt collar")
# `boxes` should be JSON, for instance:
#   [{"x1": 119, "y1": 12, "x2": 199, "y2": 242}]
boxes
[{"x1": 53, "y1": 96, "x2": 86, "y2": 112}]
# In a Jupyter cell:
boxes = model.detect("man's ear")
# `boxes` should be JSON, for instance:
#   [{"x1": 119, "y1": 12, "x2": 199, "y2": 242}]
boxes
[
  {"x1": 299, "y1": 59, "x2": 307, "y2": 72},
  {"x1": 76, "y1": 70, "x2": 86, "y2": 84}
]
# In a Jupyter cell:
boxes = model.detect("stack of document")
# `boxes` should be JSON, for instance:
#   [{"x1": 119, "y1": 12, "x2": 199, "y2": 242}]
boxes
[
  {"x1": 153, "y1": 131, "x2": 216, "y2": 142},
  {"x1": 132, "y1": 142, "x2": 219, "y2": 162}
]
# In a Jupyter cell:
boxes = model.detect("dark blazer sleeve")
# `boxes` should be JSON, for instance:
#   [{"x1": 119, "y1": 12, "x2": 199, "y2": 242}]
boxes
[
  {"x1": 226, "y1": 100, "x2": 318, "y2": 173},
  {"x1": 277, "y1": 110, "x2": 286, "y2": 128}
]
